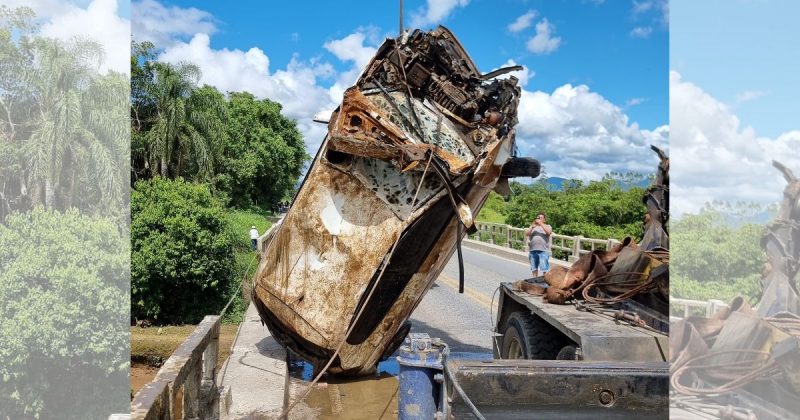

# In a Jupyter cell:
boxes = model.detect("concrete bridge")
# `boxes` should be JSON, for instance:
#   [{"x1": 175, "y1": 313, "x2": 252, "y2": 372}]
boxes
[{"x1": 126, "y1": 222, "x2": 684, "y2": 419}]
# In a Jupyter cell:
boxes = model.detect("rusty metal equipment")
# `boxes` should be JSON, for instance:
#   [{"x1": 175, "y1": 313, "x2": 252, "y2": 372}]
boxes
[
  {"x1": 476, "y1": 148, "x2": 670, "y2": 417},
  {"x1": 252, "y1": 26, "x2": 536, "y2": 375}
]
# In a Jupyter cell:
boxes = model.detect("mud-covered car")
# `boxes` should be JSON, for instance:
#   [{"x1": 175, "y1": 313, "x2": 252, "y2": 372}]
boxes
[{"x1": 252, "y1": 26, "x2": 537, "y2": 375}]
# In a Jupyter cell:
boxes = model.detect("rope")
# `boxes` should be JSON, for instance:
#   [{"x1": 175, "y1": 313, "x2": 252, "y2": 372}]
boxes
[
  {"x1": 219, "y1": 251, "x2": 260, "y2": 318},
  {"x1": 278, "y1": 152, "x2": 435, "y2": 419},
  {"x1": 489, "y1": 286, "x2": 502, "y2": 353},
  {"x1": 579, "y1": 271, "x2": 655, "y2": 304},
  {"x1": 442, "y1": 344, "x2": 486, "y2": 420},
  {"x1": 671, "y1": 349, "x2": 779, "y2": 396}
]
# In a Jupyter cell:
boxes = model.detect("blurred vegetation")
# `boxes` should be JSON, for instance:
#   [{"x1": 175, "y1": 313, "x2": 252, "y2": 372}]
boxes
[
  {"x1": 0, "y1": 7, "x2": 131, "y2": 417},
  {"x1": 0, "y1": 208, "x2": 129, "y2": 418},
  {"x1": 671, "y1": 207, "x2": 767, "y2": 304}
]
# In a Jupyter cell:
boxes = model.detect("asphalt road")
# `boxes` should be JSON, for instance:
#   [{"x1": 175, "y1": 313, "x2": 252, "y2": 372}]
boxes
[{"x1": 409, "y1": 246, "x2": 533, "y2": 354}]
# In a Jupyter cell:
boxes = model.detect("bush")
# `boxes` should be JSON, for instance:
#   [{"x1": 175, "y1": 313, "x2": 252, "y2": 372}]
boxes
[
  {"x1": 222, "y1": 209, "x2": 272, "y2": 323},
  {"x1": 131, "y1": 178, "x2": 235, "y2": 324},
  {"x1": 0, "y1": 208, "x2": 129, "y2": 418},
  {"x1": 671, "y1": 210, "x2": 765, "y2": 302},
  {"x1": 505, "y1": 179, "x2": 646, "y2": 241}
]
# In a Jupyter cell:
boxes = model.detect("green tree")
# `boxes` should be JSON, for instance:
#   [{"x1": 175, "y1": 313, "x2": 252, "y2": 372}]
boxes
[
  {"x1": 137, "y1": 60, "x2": 225, "y2": 179},
  {"x1": 0, "y1": 8, "x2": 128, "y2": 220},
  {"x1": 671, "y1": 209, "x2": 765, "y2": 303},
  {"x1": 505, "y1": 178, "x2": 646, "y2": 241},
  {"x1": 131, "y1": 177, "x2": 235, "y2": 324},
  {"x1": 216, "y1": 91, "x2": 308, "y2": 208},
  {"x1": 0, "y1": 208, "x2": 129, "y2": 418}
]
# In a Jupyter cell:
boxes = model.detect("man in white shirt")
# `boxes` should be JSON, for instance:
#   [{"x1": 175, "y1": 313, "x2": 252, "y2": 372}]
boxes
[
  {"x1": 249, "y1": 226, "x2": 259, "y2": 251},
  {"x1": 524, "y1": 213, "x2": 553, "y2": 278}
]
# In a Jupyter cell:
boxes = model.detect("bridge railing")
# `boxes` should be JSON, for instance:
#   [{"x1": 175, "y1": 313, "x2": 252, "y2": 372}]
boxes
[
  {"x1": 670, "y1": 298, "x2": 729, "y2": 320},
  {"x1": 129, "y1": 315, "x2": 221, "y2": 420},
  {"x1": 469, "y1": 221, "x2": 621, "y2": 262}
]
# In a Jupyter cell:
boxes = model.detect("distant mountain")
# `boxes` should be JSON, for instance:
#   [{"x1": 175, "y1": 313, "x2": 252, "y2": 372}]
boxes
[{"x1": 543, "y1": 177, "x2": 650, "y2": 191}]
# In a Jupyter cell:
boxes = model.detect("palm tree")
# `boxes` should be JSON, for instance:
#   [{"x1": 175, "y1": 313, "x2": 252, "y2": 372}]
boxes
[
  {"x1": 25, "y1": 36, "x2": 126, "y2": 215},
  {"x1": 145, "y1": 61, "x2": 224, "y2": 179}
]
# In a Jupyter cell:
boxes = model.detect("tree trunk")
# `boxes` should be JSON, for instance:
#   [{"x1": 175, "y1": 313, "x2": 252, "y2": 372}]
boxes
[
  {"x1": 176, "y1": 148, "x2": 183, "y2": 178},
  {"x1": 44, "y1": 178, "x2": 54, "y2": 210},
  {"x1": 160, "y1": 155, "x2": 168, "y2": 177}
]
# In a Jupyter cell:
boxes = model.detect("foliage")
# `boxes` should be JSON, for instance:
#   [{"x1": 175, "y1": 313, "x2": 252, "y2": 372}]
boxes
[
  {"x1": 0, "y1": 208, "x2": 129, "y2": 418},
  {"x1": 671, "y1": 209, "x2": 765, "y2": 302},
  {"x1": 222, "y1": 209, "x2": 272, "y2": 323},
  {"x1": 131, "y1": 41, "x2": 308, "y2": 210},
  {"x1": 0, "y1": 7, "x2": 129, "y2": 222},
  {"x1": 505, "y1": 179, "x2": 646, "y2": 241},
  {"x1": 476, "y1": 191, "x2": 507, "y2": 223},
  {"x1": 131, "y1": 178, "x2": 235, "y2": 324},
  {"x1": 215, "y1": 92, "x2": 308, "y2": 208},
  {"x1": 131, "y1": 55, "x2": 226, "y2": 180}
]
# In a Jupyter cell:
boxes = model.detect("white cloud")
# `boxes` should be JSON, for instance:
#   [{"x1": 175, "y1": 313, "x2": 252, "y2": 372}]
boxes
[
  {"x1": 670, "y1": 71, "x2": 800, "y2": 216},
  {"x1": 507, "y1": 10, "x2": 537, "y2": 33},
  {"x1": 626, "y1": 97, "x2": 646, "y2": 107},
  {"x1": 735, "y1": 90, "x2": 765, "y2": 105},
  {"x1": 514, "y1": 83, "x2": 668, "y2": 181},
  {"x1": 629, "y1": 26, "x2": 653, "y2": 38},
  {"x1": 132, "y1": 0, "x2": 217, "y2": 48},
  {"x1": 491, "y1": 59, "x2": 534, "y2": 87},
  {"x1": 2, "y1": 0, "x2": 75, "y2": 20},
  {"x1": 526, "y1": 18, "x2": 562, "y2": 55},
  {"x1": 323, "y1": 32, "x2": 377, "y2": 72},
  {"x1": 410, "y1": 0, "x2": 470, "y2": 27},
  {"x1": 31, "y1": 0, "x2": 130, "y2": 74},
  {"x1": 323, "y1": 29, "x2": 380, "y2": 106},
  {"x1": 157, "y1": 27, "x2": 386, "y2": 157},
  {"x1": 159, "y1": 33, "x2": 338, "y2": 154},
  {"x1": 633, "y1": 0, "x2": 668, "y2": 26}
]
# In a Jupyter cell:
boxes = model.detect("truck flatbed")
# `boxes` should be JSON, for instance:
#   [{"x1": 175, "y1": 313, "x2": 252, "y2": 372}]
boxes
[{"x1": 496, "y1": 282, "x2": 668, "y2": 362}]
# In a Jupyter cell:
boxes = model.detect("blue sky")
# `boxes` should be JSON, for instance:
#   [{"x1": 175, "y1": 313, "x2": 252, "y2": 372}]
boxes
[
  {"x1": 153, "y1": 0, "x2": 668, "y2": 131},
  {"x1": 671, "y1": 0, "x2": 800, "y2": 139},
  {"x1": 670, "y1": 0, "x2": 800, "y2": 215},
  {"x1": 130, "y1": 0, "x2": 669, "y2": 180}
]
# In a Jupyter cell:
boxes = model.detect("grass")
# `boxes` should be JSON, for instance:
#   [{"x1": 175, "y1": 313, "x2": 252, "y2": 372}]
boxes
[
  {"x1": 131, "y1": 324, "x2": 240, "y2": 365},
  {"x1": 130, "y1": 324, "x2": 240, "y2": 395},
  {"x1": 476, "y1": 191, "x2": 507, "y2": 224},
  {"x1": 221, "y1": 209, "x2": 272, "y2": 324}
]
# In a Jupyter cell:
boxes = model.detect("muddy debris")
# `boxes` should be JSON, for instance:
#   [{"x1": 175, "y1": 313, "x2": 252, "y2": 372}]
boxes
[{"x1": 252, "y1": 26, "x2": 536, "y2": 375}]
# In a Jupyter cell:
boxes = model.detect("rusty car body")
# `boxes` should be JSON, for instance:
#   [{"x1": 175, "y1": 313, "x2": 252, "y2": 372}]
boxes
[{"x1": 252, "y1": 26, "x2": 535, "y2": 375}]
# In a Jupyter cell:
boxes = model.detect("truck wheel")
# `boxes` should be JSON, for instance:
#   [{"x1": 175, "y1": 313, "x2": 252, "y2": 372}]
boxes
[
  {"x1": 501, "y1": 312, "x2": 564, "y2": 360},
  {"x1": 556, "y1": 344, "x2": 579, "y2": 360}
]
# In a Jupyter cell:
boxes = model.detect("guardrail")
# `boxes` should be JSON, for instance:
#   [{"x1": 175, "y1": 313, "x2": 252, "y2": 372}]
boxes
[
  {"x1": 129, "y1": 316, "x2": 221, "y2": 420},
  {"x1": 469, "y1": 221, "x2": 621, "y2": 262},
  {"x1": 670, "y1": 298, "x2": 729, "y2": 319}
]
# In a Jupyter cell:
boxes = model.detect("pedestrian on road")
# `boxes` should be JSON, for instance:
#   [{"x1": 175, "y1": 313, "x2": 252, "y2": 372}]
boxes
[
  {"x1": 250, "y1": 225, "x2": 259, "y2": 251},
  {"x1": 525, "y1": 213, "x2": 553, "y2": 278}
]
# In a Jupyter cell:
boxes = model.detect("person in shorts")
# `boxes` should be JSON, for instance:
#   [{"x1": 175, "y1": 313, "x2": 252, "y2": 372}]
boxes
[{"x1": 525, "y1": 213, "x2": 553, "y2": 278}]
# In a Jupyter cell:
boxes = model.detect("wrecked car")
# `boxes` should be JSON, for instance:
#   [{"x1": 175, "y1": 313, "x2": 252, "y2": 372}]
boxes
[{"x1": 252, "y1": 26, "x2": 537, "y2": 375}]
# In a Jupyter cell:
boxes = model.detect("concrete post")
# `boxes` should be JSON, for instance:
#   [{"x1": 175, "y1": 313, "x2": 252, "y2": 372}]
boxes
[
  {"x1": 570, "y1": 236, "x2": 582, "y2": 262},
  {"x1": 183, "y1": 359, "x2": 202, "y2": 419}
]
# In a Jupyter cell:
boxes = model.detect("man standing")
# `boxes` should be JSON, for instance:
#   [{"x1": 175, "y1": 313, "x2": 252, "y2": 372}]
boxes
[
  {"x1": 250, "y1": 225, "x2": 259, "y2": 251},
  {"x1": 525, "y1": 213, "x2": 553, "y2": 278}
]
